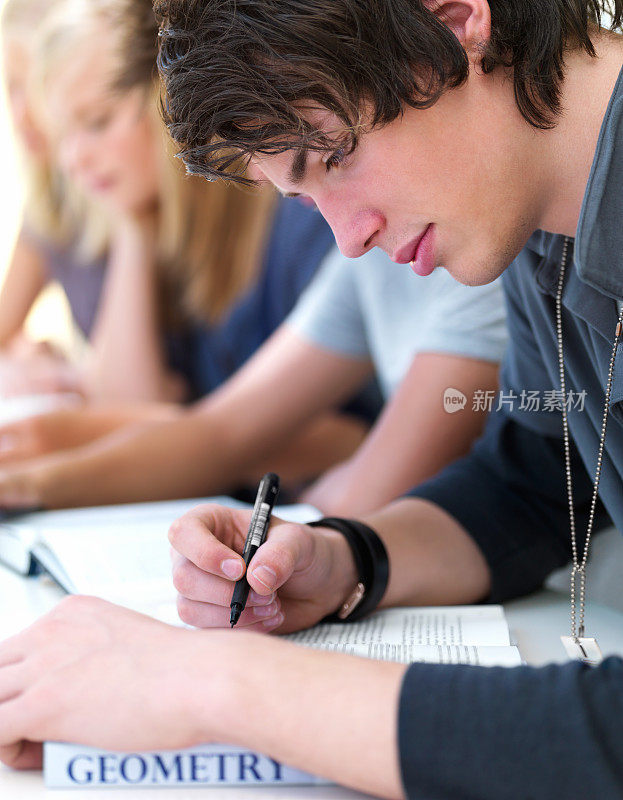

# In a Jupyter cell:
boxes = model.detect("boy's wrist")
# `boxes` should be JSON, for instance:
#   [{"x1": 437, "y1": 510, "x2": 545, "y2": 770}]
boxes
[
  {"x1": 317, "y1": 528, "x2": 360, "y2": 617},
  {"x1": 187, "y1": 631, "x2": 275, "y2": 746}
]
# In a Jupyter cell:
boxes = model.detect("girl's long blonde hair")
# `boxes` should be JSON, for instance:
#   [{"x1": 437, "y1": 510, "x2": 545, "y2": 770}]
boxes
[
  {"x1": 2, "y1": 0, "x2": 109, "y2": 258},
  {"x1": 34, "y1": 0, "x2": 275, "y2": 323},
  {"x1": 155, "y1": 104, "x2": 275, "y2": 323}
]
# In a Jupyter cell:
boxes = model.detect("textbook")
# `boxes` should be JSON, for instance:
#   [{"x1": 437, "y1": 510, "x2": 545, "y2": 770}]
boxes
[
  {"x1": 43, "y1": 605, "x2": 521, "y2": 788},
  {"x1": 0, "y1": 497, "x2": 320, "y2": 624},
  {"x1": 44, "y1": 743, "x2": 331, "y2": 788},
  {"x1": 3, "y1": 497, "x2": 522, "y2": 788},
  {"x1": 287, "y1": 604, "x2": 522, "y2": 666}
]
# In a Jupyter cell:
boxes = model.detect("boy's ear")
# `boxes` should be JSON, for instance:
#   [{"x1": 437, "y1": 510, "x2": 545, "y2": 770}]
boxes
[{"x1": 424, "y1": 0, "x2": 491, "y2": 56}]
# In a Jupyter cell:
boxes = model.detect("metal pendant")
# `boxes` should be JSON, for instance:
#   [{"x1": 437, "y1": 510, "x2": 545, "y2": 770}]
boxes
[{"x1": 561, "y1": 636, "x2": 603, "y2": 665}]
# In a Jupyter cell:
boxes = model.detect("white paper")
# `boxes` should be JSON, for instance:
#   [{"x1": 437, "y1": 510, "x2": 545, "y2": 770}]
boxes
[
  {"x1": 321, "y1": 641, "x2": 521, "y2": 666},
  {"x1": 5, "y1": 498, "x2": 321, "y2": 623},
  {"x1": 286, "y1": 606, "x2": 519, "y2": 666},
  {"x1": 287, "y1": 605, "x2": 511, "y2": 649},
  {"x1": 35, "y1": 520, "x2": 178, "y2": 621}
]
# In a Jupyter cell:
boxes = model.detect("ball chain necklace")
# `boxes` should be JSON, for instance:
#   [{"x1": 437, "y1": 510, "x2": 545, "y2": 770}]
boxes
[{"x1": 556, "y1": 236, "x2": 623, "y2": 665}]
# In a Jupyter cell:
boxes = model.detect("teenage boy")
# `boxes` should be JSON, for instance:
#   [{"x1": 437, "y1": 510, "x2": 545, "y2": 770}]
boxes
[
  {"x1": 1, "y1": 1, "x2": 623, "y2": 799},
  {"x1": 0, "y1": 2, "x2": 507, "y2": 512}
]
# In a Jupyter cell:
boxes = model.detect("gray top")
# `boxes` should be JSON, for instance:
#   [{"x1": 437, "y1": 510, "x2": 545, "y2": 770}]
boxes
[
  {"x1": 23, "y1": 231, "x2": 106, "y2": 340},
  {"x1": 287, "y1": 245, "x2": 508, "y2": 399}
]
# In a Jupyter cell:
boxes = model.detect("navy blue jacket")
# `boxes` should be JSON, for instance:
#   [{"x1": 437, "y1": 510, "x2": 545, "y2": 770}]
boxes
[{"x1": 399, "y1": 67, "x2": 623, "y2": 798}]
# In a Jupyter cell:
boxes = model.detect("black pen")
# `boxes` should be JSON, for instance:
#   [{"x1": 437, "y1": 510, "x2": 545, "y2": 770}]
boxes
[{"x1": 230, "y1": 472, "x2": 280, "y2": 628}]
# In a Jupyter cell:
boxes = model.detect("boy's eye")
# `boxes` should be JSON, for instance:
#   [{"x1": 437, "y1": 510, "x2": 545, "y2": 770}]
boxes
[{"x1": 324, "y1": 146, "x2": 345, "y2": 172}]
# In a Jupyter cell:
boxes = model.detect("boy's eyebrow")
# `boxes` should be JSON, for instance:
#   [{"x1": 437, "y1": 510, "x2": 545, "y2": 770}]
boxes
[{"x1": 288, "y1": 147, "x2": 308, "y2": 185}]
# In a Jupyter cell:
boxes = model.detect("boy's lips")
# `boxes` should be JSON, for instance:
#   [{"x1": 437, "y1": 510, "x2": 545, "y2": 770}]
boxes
[
  {"x1": 409, "y1": 224, "x2": 436, "y2": 277},
  {"x1": 392, "y1": 225, "x2": 433, "y2": 265}
]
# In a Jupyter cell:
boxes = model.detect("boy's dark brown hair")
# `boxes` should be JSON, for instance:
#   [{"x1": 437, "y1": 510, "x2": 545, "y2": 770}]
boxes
[{"x1": 154, "y1": 0, "x2": 623, "y2": 183}]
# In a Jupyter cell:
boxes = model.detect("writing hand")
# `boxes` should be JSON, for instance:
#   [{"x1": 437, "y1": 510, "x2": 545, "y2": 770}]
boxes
[{"x1": 169, "y1": 504, "x2": 358, "y2": 634}]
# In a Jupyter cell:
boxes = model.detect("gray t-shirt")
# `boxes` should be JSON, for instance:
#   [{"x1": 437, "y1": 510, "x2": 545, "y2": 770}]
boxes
[{"x1": 287, "y1": 245, "x2": 508, "y2": 399}]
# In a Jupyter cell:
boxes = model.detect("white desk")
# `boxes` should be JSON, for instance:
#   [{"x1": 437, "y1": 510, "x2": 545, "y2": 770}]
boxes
[{"x1": 2, "y1": 563, "x2": 623, "y2": 799}]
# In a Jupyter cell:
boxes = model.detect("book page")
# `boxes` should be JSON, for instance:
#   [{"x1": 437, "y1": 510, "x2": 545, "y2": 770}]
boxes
[
  {"x1": 0, "y1": 522, "x2": 37, "y2": 574},
  {"x1": 33, "y1": 521, "x2": 177, "y2": 622},
  {"x1": 286, "y1": 605, "x2": 511, "y2": 649},
  {"x1": 15, "y1": 496, "x2": 245, "y2": 533},
  {"x1": 15, "y1": 498, "x2": 320, "y2": 532},
  {"x1": 30, "y1": 500, "x2": 320, "y2": 623},
  {"x1": 314, "y1": 641, "x2": 521, "y2": 666}
]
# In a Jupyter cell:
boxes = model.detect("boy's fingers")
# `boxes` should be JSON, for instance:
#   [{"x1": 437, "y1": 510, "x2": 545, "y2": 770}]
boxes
[
  {"x1": 0, "y1": 635, "x2": 24, "y2": 669},
  {"x1": 176, "y1": 595, "x2": 282, "y2": 629},
  {"x1": 246, "y1": 523, "x2": 313, "y2": 596},
  {"x1": 168, "y1": 511, "x2": 245, "y2": 580},
  {"x1": 170, "y1": 552, "x2": 274, "y2": 606},
  {"x1": 0, "y1": 740, "x2": 42, "y2": 770},
  {"x1": 0, "y1": 664, "x2": 26, "y2": 704},
  {"x1": 0, "y1": 697, "x2": 31, "y2": 750}
]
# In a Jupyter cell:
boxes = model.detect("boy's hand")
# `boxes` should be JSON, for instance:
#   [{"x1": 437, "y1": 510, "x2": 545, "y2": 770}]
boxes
[
  {"x1": 0, "y1": 596, "x2": 235, "y2": 770},
  {"x1": 169, "y1": 504, "x2": 358, "y2": 634}
]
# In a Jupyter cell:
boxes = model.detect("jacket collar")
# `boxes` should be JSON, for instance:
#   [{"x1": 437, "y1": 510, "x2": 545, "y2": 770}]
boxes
[
  {"x1": 527, "y1": 64, "x2": 623, "y2": 303},
  {"x1": 574, "y1": 63, "x2": 623, "y2": 301}
]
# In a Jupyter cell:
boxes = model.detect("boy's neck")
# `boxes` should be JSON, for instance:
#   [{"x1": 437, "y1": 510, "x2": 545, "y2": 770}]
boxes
[{"x1": 537, "y1": 32, "x2": 623, "y2": 237}]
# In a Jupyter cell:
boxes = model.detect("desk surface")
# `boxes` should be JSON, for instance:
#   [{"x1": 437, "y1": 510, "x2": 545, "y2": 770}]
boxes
[{"x1": 2, "y1": 563, "x2": 623, "y2": 799}]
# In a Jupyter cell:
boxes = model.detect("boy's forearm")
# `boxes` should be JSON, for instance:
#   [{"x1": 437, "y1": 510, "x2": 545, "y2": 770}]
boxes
[
  {"x1": 199, "y1": 632, "x2": 406, "y2": 799},
  {"x1": 364, "y1": 498, "x2": 492, "y2": 608}
]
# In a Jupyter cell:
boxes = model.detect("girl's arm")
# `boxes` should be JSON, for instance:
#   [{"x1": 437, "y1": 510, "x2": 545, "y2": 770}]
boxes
[
  {"x1": 0, "y1": 230, "x2": 49, "y2": 347},
  {"x1": 0, "y1": 401, "x2": 179, "y2": 465},
  {"x1": 85, "y1": 215, "x2": 187, "y2": 403},
  {"x1": 0, "y1": 328, "x2": 372, "y2": 507}
]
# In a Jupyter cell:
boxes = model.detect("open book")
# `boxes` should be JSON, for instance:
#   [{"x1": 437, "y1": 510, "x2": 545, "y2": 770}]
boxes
[
  {"x1": 0, "y1": 498, "x2": 320, "y2": 625},
  {"x1": 2, "y1": 499, "x2": 521, "y2": 787},
  {"x1": 44, "y1": 605, "x2": 521, "y2": 788},
  {"x1": 286, "y1": 604, "x2": 521, "y2": 666}
]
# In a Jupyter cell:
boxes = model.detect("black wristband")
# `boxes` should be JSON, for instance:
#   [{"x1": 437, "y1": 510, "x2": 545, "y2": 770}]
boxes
[{"x1": 308, "y1": 517, "x2": 389, "y2": 623}]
